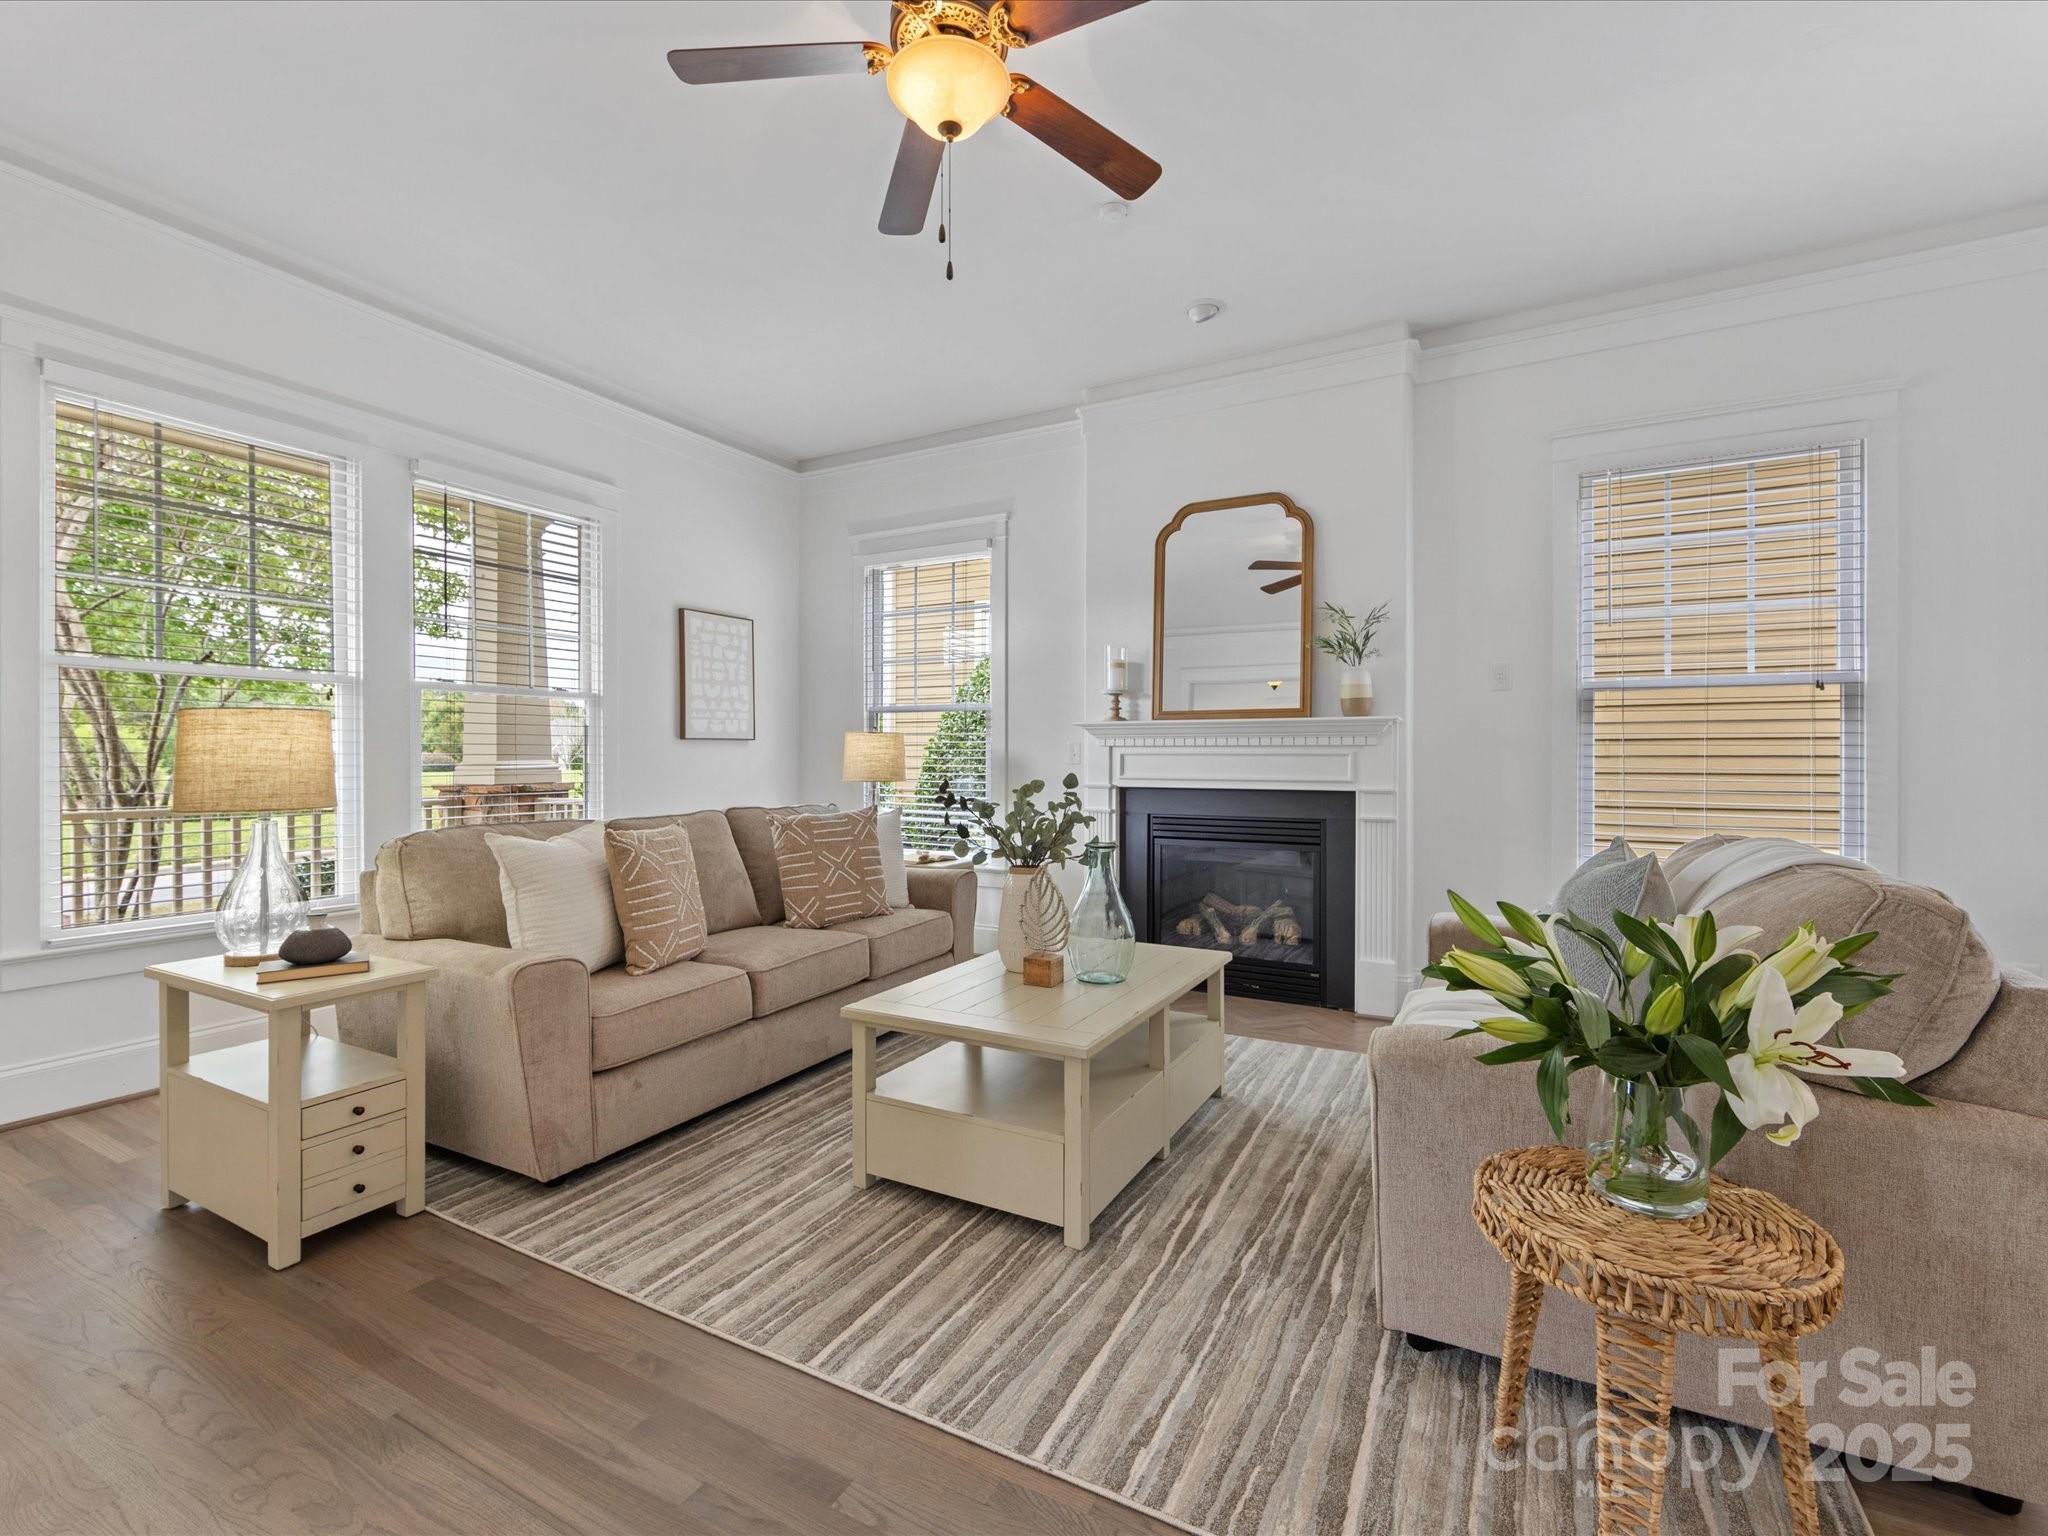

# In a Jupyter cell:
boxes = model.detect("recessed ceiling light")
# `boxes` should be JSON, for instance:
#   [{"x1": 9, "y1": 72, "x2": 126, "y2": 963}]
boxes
[
  {"x1": 1098, "y1": 200, "x2": 1132, "y2": 224},
  {"x1": 1187, "y1": 299, "x2": 1225, "y2": 325}
]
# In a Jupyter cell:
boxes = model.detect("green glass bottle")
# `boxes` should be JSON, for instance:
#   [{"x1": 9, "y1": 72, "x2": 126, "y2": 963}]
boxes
[{"x1": 1068, "y1": 839, "x2": 1136, "y2": 984}]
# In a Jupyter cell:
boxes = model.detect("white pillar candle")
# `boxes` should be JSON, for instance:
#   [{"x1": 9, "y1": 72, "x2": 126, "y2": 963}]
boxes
[{"x1": 1105, "y1": 645, "x2": 1129, "y2": 694}]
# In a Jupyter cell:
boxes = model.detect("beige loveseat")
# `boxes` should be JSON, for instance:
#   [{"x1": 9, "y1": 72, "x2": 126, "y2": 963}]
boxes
[
  {"x1": 334, "y1": 807, "x2": 976, "y2": 1183},
  {"x1": 1370, "y1": 838, "x2": 2047, "y2": 1507}
]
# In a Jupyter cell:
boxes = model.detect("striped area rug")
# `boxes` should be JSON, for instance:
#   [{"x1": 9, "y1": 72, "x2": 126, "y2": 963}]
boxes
[{"x1": 428, "y1": 1036, "x2": 1870, "y2": 1536}]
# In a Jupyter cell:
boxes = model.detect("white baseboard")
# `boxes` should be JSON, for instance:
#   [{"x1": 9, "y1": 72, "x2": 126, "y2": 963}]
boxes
[{"x1": 0, "y1": 1009, "x2": 332, "y2": 1126}]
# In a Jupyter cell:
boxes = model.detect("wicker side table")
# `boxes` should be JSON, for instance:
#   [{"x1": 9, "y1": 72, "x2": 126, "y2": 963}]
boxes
[{"x1": 1473, "y1": 1145, "x2": 1845, "y2": 1536}]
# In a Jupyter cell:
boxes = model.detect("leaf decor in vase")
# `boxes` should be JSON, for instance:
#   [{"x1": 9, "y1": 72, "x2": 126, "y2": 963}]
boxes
[
  {"x1": 1425, "y1": 894, "x2": 1928, "y2": 1218},
  {"x1": 1017, "y1": 870, "x2": 1071, "y2": 955},
  {"x1": 939, "y1": 774, "x2": 1093, "y2": 972}
]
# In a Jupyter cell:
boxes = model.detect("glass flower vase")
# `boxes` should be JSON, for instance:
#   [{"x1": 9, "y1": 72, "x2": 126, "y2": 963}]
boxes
[
  {"x1": 1587, "y1": 1076, "x2": 1709, "y2": 1219},
  {"x1": 1067, "y1": 840, "x2": 1136, "y2": 985}
]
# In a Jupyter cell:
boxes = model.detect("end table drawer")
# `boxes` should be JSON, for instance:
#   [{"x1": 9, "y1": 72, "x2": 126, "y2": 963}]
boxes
[
  {"x1": 303, "y1": 1114, "x2": 406, "y2": 1179},
  {"x1": 303, "y1": 1152, "x2": 405, "y2": 1220},
  {"x1": 302, "y1": 1080, "x2": 405, "y2": 1140}
]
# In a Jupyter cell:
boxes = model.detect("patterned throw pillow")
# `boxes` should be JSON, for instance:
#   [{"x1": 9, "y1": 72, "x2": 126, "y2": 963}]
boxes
[
  {"x1": 769, "y1": 806, "x2": 891, "y2": 929},
  {"x1": 602, "y1": 822, "x2": 709, "y2": 976},
  {"x1": 1551, "y1": 836, "x2": 1675, "y2": 999}
]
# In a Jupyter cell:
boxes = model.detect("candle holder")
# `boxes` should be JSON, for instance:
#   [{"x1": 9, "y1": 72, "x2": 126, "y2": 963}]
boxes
[{"x1": 1104, "y1": 644, "x2": 1130, "y2": 722}]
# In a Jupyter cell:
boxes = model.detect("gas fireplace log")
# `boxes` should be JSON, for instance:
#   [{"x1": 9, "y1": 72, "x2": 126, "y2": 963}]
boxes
[
  {"x1": 1202, "y1": 905, "x2": 1234, "y2": 944},
  {"x1": 1236, "y1": 900, "x2": 1292, "y2": 945},
  {"x1": 1274, "y1": 913, "x2": 1302, "y2": 946}
]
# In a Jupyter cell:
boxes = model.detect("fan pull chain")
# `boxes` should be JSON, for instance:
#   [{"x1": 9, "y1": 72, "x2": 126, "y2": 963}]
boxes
[{"x1": 941, "y1": 139, "x2": 955, "y2": 282}]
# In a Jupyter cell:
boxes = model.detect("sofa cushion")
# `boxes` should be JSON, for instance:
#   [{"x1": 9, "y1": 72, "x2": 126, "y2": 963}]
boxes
[
  {"x1": 725, "y1": 804, "x2": 834, "y2": 926},
  {"x1": 373, "y1": 819, "x2": 589, "y2": 945},
  {"x1": 588, "y1": 961, "x2": 752, "y2": 1071},
  {"x1": 694, "y1": 925, "x2": 869, "y2": 1016},
  {"x1": 833, "y1": 907, "x2": 953, "y2": 978},
  {"x1": 489, "y1": 822, "x2": 624, "y2": 970},
  {"x1": 1704, "y1": 858, "x2": 1999, "y2": 1083},
  {"x1": 609, "y1": 810, "x2": 761, "y2": 933},
  {"x1": 769, "y1": 806, "x2": 891, "y2": 930},
  {"x1": 603, "y1": 821, "x2": 708, "y2": 974}
]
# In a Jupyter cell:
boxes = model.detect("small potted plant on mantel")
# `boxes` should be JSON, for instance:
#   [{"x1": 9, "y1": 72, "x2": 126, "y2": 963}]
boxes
[
  {"x1": 1315, "y1": 601, "x2": 1390, "y2": 716},
  {"x1": 938, "y1": 774, "x2": 1092, "y2": 982}
]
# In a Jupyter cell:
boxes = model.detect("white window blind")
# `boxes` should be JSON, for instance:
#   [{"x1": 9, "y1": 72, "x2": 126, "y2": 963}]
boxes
[
  {"x1": 862, "y1": 552, "x2": 992, "y2": 849},
  {"x1": 1578, "y1": 442, "x2": 1865, "y2": 859},
  {"x1": 47, "y1": 394, "x2": 362, "y2": 937},
  {"x1": 413, "y1": 482, "x2": 600, "y2": 828}
]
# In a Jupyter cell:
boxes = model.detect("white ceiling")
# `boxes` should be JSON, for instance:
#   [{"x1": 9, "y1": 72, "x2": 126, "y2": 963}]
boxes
[{"x1": 1, "y1": 1, "x2": 2045, "y2": 465}]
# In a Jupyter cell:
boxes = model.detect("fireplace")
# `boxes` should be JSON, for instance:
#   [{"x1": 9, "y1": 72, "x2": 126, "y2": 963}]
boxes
[{"x1": 1121, "y1": 788, "x2": 1354, "y2": 1010}]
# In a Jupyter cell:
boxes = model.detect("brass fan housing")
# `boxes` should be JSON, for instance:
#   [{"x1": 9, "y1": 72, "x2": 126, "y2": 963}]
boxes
[{"x1": 889, "y1": 0, "x2": 1016, "y2": 57}]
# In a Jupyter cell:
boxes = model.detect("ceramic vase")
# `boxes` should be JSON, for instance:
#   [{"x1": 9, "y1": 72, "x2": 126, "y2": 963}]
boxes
[{"x1": 1338, "y1": 665, "x2": 1374, "y2": 717}]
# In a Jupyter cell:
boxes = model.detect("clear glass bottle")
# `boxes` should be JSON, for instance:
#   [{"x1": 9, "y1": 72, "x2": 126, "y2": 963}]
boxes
[
  {"x1": 1587, "y1": 1076, "x2": 1709, "y2": 1219},
  {"x1": 1067, "y1": 840, "x2": 1136, "y2": 984}
]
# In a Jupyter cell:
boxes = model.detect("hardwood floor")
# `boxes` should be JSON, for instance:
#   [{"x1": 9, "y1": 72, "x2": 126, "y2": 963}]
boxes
[{"x1": 0, "y1": 1002, "x2": 2027, "y2": 1536}]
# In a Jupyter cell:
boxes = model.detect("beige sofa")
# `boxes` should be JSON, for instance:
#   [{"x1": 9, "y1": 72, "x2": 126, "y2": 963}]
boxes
[
  {"x1": 334, "y1": 807, "x2": 976, "y2": 1183},
  {"x1": 1370, "y1": 841, "x2": 2047, "y2": 1507}
]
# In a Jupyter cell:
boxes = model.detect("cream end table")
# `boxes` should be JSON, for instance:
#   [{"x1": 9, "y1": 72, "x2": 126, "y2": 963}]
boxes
[
  {"x1": 842, "y1": 944, "x2": 1230, "y2": 1250},
  {"x1": 146, "y1": 955, "x2": 434, "y2": 1270}
]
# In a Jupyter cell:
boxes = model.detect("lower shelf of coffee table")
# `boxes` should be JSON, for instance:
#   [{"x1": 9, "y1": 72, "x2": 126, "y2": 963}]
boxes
[{"x1": 865, "y1": 1011, "x2": 1223, "y2": 1227}]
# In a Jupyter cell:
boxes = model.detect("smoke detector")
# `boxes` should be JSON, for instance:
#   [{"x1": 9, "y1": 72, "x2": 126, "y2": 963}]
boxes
[{"x1": 1187, "y1": 299, "x2": 1225, "y2": 325}]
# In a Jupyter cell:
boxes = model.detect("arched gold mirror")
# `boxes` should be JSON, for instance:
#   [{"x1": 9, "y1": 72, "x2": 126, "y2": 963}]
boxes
[{"x1": 1151, "y1": 493, "x2": 1314, "y2": 719}]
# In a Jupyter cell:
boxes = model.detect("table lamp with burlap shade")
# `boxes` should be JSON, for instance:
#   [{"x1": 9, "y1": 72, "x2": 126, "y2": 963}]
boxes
[
  {"x1": 841, "y1": 730, "x2": 906, "y2": 788},
  {"x1": 172, "y1": 708, "x2": 336, "y2": 960}
]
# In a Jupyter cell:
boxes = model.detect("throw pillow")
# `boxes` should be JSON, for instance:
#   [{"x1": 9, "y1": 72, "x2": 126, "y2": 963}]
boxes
[
  {"x1": 769, "y1": 806, "x2": 891, "y2": 929},
  {"x1": 602, "y1": 821, "x2": 709, "y2": 975},
  {"x1": 1551, "y1": 836, "x2": 1675, "y2": 997},
  {"x1": 875, "y1": 806, "x2": 910, "y2": 908},
  {"x1": 487, "y1": 822, "x2": 623, "y2": 971}
]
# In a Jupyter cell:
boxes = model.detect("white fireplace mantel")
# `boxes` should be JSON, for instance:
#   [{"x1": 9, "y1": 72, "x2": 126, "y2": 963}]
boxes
[{"x1": 1078, "y1": 716, "x2": 1408, "y2": 1016}]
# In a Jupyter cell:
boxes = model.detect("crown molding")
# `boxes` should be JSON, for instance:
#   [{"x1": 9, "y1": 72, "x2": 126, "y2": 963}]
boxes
[
  {"x1": 1418, "y1": 218, "x2": 2048, "y2": 384},
  {"x1": 797, "y1": 409, "x2": 1080, "y2": 477},
  {"x1": 0, "y1": 148, "x2": 799, "y2": 480}
]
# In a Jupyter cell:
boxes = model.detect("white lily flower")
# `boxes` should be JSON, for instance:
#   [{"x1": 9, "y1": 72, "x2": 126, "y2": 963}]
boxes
[
  {"x1": 1656, "y1": 913, "x2": 1763, "y2": 971},
  {"x1": 1725, "y1": 968, "x2": 1908, "y2": 1145},
  {"x1": 1718, "y1": 922, "x2": 1841, "y2": 1015}
]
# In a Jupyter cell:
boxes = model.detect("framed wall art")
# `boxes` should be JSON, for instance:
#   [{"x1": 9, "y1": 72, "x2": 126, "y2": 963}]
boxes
[{"x1": 679, "y1": 607, "x2": 756, "y2": 740}]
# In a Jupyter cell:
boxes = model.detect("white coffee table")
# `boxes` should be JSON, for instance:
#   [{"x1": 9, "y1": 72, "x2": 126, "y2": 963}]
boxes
[{"x1": 842, "y1": 943, "x2": 1229, "y2": 1249}]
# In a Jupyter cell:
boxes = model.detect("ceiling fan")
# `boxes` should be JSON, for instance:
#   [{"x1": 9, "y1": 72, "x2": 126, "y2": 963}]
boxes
[
  {"x1": 667, "y1": 0, "x2": 1162, "y2": 238},
  {"x1": 1249, "y1": 559, "x2": 1303, "y2": 595}
]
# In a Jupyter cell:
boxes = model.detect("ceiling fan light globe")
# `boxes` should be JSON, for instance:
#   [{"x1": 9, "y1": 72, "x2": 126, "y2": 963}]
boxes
[{"x1": 886, "y1": 35, "x2": 1012, "y2": 142}]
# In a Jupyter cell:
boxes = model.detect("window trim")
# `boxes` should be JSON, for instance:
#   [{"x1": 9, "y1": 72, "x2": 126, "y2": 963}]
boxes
[
  {"x1": 38, "y1": 379, "x2": 365, "y2": 946},
  {"x1": 409, "y1": 477, "x2": 605, "y2": 830},
  {"x1": 1549, "y1": 388, "x2": 1899, "y2": 883},
  {"x1": 848, "y1": 510, "x2": 1009, "y2": 854}
]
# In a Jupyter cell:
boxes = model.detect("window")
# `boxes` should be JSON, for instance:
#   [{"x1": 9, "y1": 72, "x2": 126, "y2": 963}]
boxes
[
  {"x1": 862, "y1": 552, "x2": 993, "y2": 850},
  {"x1": 47, "y1": 395, "x2": 360, "y2": 936},
  {"x1": 413, "y1": 482, "x2": 600, "y2": 828},
  {"x1": 1578, "y1": 442, "x2": 1865, "y2": 858}
]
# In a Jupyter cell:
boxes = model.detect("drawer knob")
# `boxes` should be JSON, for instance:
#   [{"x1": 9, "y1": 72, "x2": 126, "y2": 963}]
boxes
[
  {"x1": 351, "y1": 1144, "x2": 365, "y2": 1156},
  {"x1": 352, "y1": 1105, "x2": 366, "y2": 1116},
  {"x1": 352, "y1": 1183, "x2": 366, "y2": 1195}
]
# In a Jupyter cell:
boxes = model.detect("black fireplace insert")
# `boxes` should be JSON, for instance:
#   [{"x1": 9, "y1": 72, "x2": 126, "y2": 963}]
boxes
[{"x1": 1120, "y1": 787, "x2": 1354, "y2": 1010}]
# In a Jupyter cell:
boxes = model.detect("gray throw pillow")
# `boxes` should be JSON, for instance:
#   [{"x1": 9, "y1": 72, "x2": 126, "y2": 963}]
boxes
[{"x1": 1552, "y1": 837, "x2": 1675, "y2": 997}]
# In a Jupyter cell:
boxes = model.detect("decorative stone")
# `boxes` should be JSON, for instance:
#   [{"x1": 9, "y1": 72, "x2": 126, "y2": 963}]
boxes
[{"x1": 278, "y1": 925, "x2": 351, "y2": 966}]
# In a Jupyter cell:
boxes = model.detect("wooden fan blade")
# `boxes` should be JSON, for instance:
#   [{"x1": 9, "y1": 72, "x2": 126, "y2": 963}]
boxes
[
  {"x1": 667, "y1": 41, "x2": 879, "y2": 85},
  {"x1": 1260, "y1": 576, "x2": 1303, "y2": 595},
  {"x1": 1001, "y1": 0, "x2": 1148, "y2": 45},
  {"x1": 1247, "y1": 560, "x2": 1302, "y2": 571},
  {"x1": 879, "y1": 120, "x2": 944, "y2": 236},
  {"x1": 1005, "y1": 75, "x2": 1160, "y2": 199}
]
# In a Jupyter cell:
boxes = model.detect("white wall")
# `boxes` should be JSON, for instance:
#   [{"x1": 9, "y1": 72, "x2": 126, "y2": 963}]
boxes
[
  {"x1": 1412, "y1": 238, "x2": 2048, "y2": 971},
  {"x1": 0, "y1": 164, "x2": 800, "y2": 1121},
  {"x1": 795, "y1": 227, "x2": 2048, "y2": 986},
  {"x1": 797, "y1": 425, "x2": 1086, "y2": 943}
]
